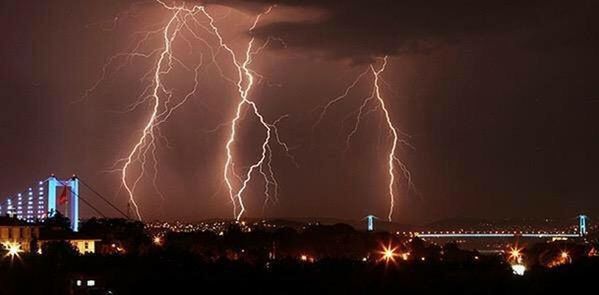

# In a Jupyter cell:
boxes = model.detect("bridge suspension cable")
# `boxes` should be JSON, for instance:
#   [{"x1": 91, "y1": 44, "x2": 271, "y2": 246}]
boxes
[
  {"x1": 77, "y1": 177, "x2": 129, "y2": 219},
  {"x1": 54, "y1": 178, "x2": 107, "y2": 218}
]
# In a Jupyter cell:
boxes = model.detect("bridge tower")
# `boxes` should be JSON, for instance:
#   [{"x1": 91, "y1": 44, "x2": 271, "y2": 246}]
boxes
[
  {"x1": 579, "y1": 214, "x2": 588, "y2": 236},
  {"x1": 0, "y1": 175, "x2": 80, "y2": 232},
  {"x1": 48, "y1": 175, "x2": 80, "y2": 232},
  {"x1": 364, "y1": 215, "x2": 378, "y2": 232}
]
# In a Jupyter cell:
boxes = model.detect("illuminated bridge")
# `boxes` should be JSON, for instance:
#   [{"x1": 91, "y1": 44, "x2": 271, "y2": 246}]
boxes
[
  {"x1": 413, "y1": 215, "x2": 588, "y2": 239},
  {"x1": 0, "y1": 175, "x2": 128, "y2": 232}
]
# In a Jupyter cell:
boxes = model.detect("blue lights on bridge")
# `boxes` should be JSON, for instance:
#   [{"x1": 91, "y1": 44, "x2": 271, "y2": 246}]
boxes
[
  {"x1": 415, "y1": 232, "x2": 582, "y2": 238},
  {"x1": 579, "y1": 214, "x2": 588, "y2": 236},
  {"x1": 365, "y1": 215, "x2": 377, "y2": 232},
  {"x1": 0, "y1": 175, "x2": 80, "y2": 232},
  {"x1": 415, "y1": 215, "x2": 589, "y2": 239}
]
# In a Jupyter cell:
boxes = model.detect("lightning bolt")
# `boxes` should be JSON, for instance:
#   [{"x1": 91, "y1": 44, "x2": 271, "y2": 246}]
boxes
[
  {"x1": 156, "y1": 3, "x2": 287, "y2": 220},
  {"x1": 88, "y1": 2, "x2": 219, "y2": 220},
  {"x1": 119, "y1": 5, "x2": 187, "y2": 220},
  {"x1": 371, "y1": 56, "x2": 410, "y2": 221},
  {"x1": 89, "y1": 1, "x2": 415, "y2": 222},
  {"x1": 314, "y1": 56, "x2": 412, "y2": 221},
  {"x1": 312, "y1": 68, "x2": 370, "y2": 131},
  {"x1": 199, "y1": 6, "x2": 286, "y2": 220}
]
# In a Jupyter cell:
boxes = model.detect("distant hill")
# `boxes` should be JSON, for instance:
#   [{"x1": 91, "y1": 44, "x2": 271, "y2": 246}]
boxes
[
  {"x1": 157, "y1": 214, "x2": 593, "y2": 233},
  {"x1": 428, "y1": 217, "x2": 493, "y2": 228},
  {"x1": 179, "y1": 216, "x2": 417, "y2": 232}
]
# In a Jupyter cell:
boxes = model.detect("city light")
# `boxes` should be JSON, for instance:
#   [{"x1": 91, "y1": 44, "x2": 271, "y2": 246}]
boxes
[
  {"x1": 383, "y1": 249, "x2": 396, "y2": 261},
  {"x1": 401, "y1": 252, "x2": 410, "y2": 261},
  {"x1": 509, "y1": 248, "x2": 520, "y2": 260},
  {"x1": 153, "y1": 235, "x2": 163, "y2": 246},
  {"x1": 548, "y1": 250, "x2": 571, "y2": 268},
  {"x1": 511, "y1": 264, "x2": 526, "y2": 276},
  {"x1": 299, "y1": 254, "x2": 314, "y2": 263},
  {"x1": 379, "y1": 242, "x2": 399, "y2": 264},
  {"x1": 507, "y1": 243, "x2": 526, "y2": 275},
  {"x1": 3, "y1": 242, "x2": 23, "y2": 259},
  {"x1": 508, "y1": 245, "x2": 523, "y2": 264}
]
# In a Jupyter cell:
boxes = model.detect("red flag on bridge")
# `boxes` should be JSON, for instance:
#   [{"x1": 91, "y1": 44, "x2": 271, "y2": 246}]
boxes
[{"x1": 58, "y1": 186, "x2": 69, "y2": 205}]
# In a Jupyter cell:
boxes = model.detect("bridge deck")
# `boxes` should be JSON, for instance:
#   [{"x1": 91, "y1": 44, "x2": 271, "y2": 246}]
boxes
[{"x1": 415, "y1": 233, "x2": 581, "y2": 238}]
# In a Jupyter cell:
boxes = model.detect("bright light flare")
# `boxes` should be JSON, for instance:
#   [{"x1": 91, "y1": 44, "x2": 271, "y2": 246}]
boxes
[
  {"x1": 378, "y1": 242, "x2": 400, "y2": 264},
  {"x1": 3, "y1": 242, "x2": 23, "y2": 259},
  {"x1": 509, "y1": 248, "x2": 521, "y2": 260},
  {"x1": 153, "y1": 235, "x2": 163, "y2": 246},
  {"x1": 508, "y1": 245, "x2": 523, "y2": 264}
]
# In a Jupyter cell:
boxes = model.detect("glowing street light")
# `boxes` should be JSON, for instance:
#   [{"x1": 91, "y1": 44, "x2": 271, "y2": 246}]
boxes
[
  {"x1": 509, "y1": 248, "x2": 520, "y2": 260},
  {"x1": 383, "y1": 249, "x2": 395, "y2": 261},
  {"x1": 299, "y1": 254, "x2": 314, "y2": 263},
  {"x1": 401, "y1": 252, "x2": 410, "y2": 261},
  {"x1": 3, "y1": 242, "x2": 23, "y2": 259},
  {"x1": 379, "y1": 242, "x2": 399, "y2": 264},
  {"x1": 508, "y1": 245, "x2": 523, "y2": 264},
  {"x1": 507, "y1": 244, "x2": 526, "y2": 275},
  {"x1": 153, "y1": 235, "x2": 163, "y2": 246},
  {"x1": 548, "y1": 250, "x2": 571, "y2": 267}
]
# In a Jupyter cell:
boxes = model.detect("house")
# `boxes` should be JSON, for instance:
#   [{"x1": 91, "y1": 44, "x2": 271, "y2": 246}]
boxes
[
  {"x1": 38, "y1": 230, "x2": 101, "y2": 254},
  {"x1": 0, "y1": 216, "x2": 40, "y2": 252},
  {"x1": 0, "y1": 216, "x2": 100, "y2": 254}
]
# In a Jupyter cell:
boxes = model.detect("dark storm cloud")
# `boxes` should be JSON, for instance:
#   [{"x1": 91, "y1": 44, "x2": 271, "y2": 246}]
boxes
[{"x1": 205, "y1": 0, "x2": 598, "y2": 62}]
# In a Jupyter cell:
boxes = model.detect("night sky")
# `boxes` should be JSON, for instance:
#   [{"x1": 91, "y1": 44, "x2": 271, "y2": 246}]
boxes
[{"x1": 1, "y1": 0, "x2": 598, "y2": 223}]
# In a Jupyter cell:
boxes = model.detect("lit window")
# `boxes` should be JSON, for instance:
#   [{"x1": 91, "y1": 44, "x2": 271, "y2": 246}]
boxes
[
  {"x1": 511, "y1": 264, "x2": 526, "y2": 276},
  {"x1": 76, "y1": 280, "x2": 82, "y2": 286},
  {"x1": 87, "y1": 280, "x2": 95, "y2": 287}
]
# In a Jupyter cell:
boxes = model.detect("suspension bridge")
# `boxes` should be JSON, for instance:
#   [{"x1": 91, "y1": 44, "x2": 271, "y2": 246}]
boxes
[
  {"x1": 412, "y1": 215, "x2": 588, "y2": 239},
  {"x1": 0, "y1": 175, "x2": 128, "y2": 231}
]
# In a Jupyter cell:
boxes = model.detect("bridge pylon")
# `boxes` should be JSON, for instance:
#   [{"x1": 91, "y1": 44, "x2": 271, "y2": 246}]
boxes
[
  {"x1": 1, "y1": 175, "x2": 80, "y2": 232},
  {"x1": 579, "y1": 214, "x2": 588, "y2": 236},
  {"x1": 364, "y1": 215, "x2": 378, "y2": 232}
]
